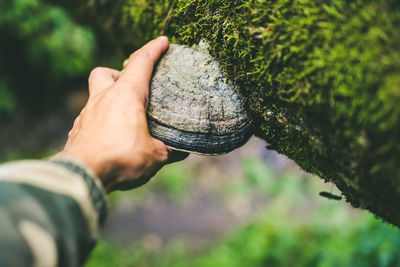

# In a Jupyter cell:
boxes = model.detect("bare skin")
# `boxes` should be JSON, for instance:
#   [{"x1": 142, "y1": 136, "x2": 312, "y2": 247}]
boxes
[{"x1": 53, "y1": 36, "x2": 188, "y2": 192}]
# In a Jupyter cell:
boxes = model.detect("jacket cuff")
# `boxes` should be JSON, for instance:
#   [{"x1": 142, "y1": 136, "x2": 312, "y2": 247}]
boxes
[{"x1": 49, "y1": 157, "x2": 108, "y2": 227}]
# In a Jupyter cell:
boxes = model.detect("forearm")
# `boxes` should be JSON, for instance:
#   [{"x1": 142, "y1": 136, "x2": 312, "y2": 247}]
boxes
[{"x1": 0, "y1": 158, "x2": 107, "y2": 267}]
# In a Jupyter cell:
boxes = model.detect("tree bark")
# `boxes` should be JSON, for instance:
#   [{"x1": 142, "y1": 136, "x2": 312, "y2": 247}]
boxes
[{"x1": 53, "y1": 0, "x2": 400, "y2": 227}]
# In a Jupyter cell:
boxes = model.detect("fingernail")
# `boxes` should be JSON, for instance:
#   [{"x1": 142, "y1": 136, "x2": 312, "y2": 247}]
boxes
[{"x1": 122, "y1": 59, "x2": 129, "y2": 68}]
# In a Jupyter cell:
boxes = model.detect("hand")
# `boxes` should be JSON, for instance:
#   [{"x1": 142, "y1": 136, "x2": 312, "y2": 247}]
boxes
[{"x1": 53, "y1": 37, "x2": 188, "y2": 192}]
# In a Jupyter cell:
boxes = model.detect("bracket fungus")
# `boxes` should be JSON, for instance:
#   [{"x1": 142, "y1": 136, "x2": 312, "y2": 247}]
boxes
[{"x1": 147, "y1": 41, "x2": 253, "y2": 155}]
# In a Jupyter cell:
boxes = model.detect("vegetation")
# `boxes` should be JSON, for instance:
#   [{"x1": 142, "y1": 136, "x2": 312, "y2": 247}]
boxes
[
  {"x1": 86, "y1": 157, "x2": 400, "y2": 267},
  {"x1": 51, "y1": 0, "x2": 400, "y2": 227},
  {"x1": 88, "y1": 213, "x2": 400, "y2": 267},
  {"x1": 0, "y1": 0, "x2": 95, "y2": 117},
  {"x1": 3, "y1": 1, "x2": 400, "y2": 266}
]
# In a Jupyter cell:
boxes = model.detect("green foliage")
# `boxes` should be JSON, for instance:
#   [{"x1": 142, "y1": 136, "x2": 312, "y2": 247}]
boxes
[
  {"x1": 0, "y1": 80, "x2": 16, "y2": 115},
  {"x1": 87, "y1": 158, "x2": 400, "y2": 267},
  {"x1": 157, "y1": 163, "x2": 192, "y2": 199},
  {"x1": 47, "y1": 0, "x2": 172, "y2": 53},
  {"x1": 119, "y1": 0, "x2": 172, "y2": 50},
  {"x1": 0, "y1": 0, "x2": 95, "y2": 115},
  {"x1": 189, "y1": 214, "x2": 400, "y2": 267}
]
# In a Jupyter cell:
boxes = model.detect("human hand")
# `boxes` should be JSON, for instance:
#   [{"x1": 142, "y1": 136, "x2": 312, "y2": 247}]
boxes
[{"x1": 53, "y1": 37, "x2": 188, "y2": 192}]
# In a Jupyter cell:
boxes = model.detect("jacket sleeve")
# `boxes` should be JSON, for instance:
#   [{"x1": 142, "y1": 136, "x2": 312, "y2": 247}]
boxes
[{"x1": 0, "y1": 157, "x2": 108, "y2": 267}]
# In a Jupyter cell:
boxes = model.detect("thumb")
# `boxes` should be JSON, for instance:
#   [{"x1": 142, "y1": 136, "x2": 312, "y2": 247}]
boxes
[{"x1": 117, "y1": 37, "x2": 169, "y2": 107}]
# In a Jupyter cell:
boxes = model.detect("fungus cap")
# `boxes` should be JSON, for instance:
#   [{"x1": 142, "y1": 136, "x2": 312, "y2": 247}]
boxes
[{"x1": 147, "y1": 42, "x2": 253, "y2": 154}]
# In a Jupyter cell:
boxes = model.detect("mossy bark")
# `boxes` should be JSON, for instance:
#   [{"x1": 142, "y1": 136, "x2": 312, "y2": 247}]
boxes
[{"x1": 54, "y1": 0, "x2": 400, "y2": 227}]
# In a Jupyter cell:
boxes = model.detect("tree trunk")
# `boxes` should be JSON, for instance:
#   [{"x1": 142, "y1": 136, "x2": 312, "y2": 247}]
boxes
[{"x1": 53, "y1": 0, "x2": 400, "y2": 227}]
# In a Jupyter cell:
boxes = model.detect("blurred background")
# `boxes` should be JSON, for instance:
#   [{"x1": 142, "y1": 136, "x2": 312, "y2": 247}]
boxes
[{"x1": 1, "y1": 1, "x2": 400, "y2": 266}]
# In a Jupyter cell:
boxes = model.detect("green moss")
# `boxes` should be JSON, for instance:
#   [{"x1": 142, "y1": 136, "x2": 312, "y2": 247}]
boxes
[
  {"x1": 54, "y1": 0, "x2": 400, "y2": 226},
  {"x1": 166, "y1": 0, "x2": 400, "y2": 227}
]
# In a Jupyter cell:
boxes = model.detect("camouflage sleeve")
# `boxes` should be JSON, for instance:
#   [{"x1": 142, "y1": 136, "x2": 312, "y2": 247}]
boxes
[{"x1": 0, "y1": 157, "x2": 108, "y2": 267}]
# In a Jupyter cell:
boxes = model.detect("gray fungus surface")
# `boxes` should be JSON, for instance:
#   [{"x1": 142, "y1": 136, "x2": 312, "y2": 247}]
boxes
[{"x1": 147, "y1": 41, "x2": 253, "y2": 155}]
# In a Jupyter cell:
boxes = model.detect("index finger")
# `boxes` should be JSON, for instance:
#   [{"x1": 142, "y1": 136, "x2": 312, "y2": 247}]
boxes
[{"x1": 118, "y1": 36, "x2": 169, "y2": 88}]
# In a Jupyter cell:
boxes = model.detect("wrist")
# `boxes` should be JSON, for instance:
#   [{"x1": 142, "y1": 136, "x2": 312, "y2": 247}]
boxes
[
  {"x1": 52, "y1": 150, "x2": 115, "y2": 193},
  {"x1": 48, "y1": 157, "x2": 109, "y2": 224}
]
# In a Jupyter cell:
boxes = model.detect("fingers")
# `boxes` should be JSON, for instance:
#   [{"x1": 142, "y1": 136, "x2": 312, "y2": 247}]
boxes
[
  {"x1": 88, "y1": 67, "x2": 120, "y2": 97},
  {"x1": 117, "y1": 36, "x2": 169, "y2": 90},
  {"x1": 152, "y1": 139, "x2": 189, "y2": 165}
]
